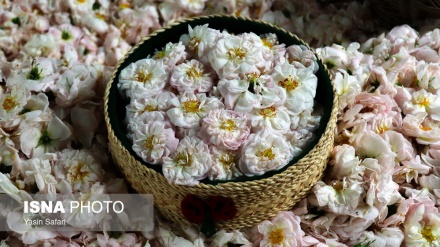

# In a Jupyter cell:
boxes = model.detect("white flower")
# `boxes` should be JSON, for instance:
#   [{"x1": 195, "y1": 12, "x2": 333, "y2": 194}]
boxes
[
  {"x1": 7, "y1": 210, "x2": 57, "y2": 245},
  {"x1": 49, "y1": 24, "x2": 82, "y2": 47},
  {"x1": 401, "y1": 89, "x2": 440, "y2": 121},
  {"x1": 258, "y1": 211, "x2": 304, "y2": 247},
  {"x1": 19, "y1": 93, "x2": 50, "y2": 124},
  {"x1": 330, "y1": 144, "x2": 362, "y2": 180},
  {"x1": 132, "y1": 121, "x2": 179, "y2": 165},
  {"x1": 394, "y1": 156, "x2": 431, "y2": 184},
  {"x1": 70, "y1": 104, "x2": 100, "y2": 148},
  {"x1": 208, "y1": 147, "x2": 242, "y2": 181},
  {"x1": 415, "y1": 61, "x2": 440, "y2": 91},
  {"x1": 316, "y1": 44, "x2": 349, "y2": 72},
  {"x1": 402, "y1": 112, "x2": 440, "y2": 145},
  {"x1": 127, "y1": 111, "x2": 167, "y2": 137},
  {"x1": 61, "y1": 183, "x2": 109, "y2": 229},
  {"x1": 217, "y1": 72, "x2": 285, "y2": 112},
  {"x1": 290, "y1": 107, "x2": 322, "y2": 132},
  {"x1": 239, "y1": 130, "x2": 293, "y2": 176},
  {"x1": 0, "y1": 173, "x2": 28, "y2": 203},
  {"x1": 0, "y1": 145, "x2": 20, "y2": 175},
  {"x1": 8, "y1": 58, "x2": 62, "y2": 92},
  {"x1": 355, "y1": 227, "x2": 404, "y2": 247},
  {"x1": 333, "y1": 70, "x2": 362, "y2": 110},
  {"x1": 208, "y1": 34, "x2": 263, "y2": 78},
  {"x1": 0, "y1": 84, "x2": 29, "y2": 127},
  {"x1": 170, "y1": 59, "x2": 213, "y2": 93},
  {"x1": 150, "y1": 41, "x2": 187, "y2": 70},
  {"x1": 67, "y1": 0, "x2": 94, "y2": 14},
  {"x1": 309, "y1": 179, "x2": 364, "y2": 215},
  {"x1": 250, "y1": 105, "x2": 291, "y2": 132},
  {"x1": 177, "y1": 0, "x2": 207, "y2": 14},
  {"x1": 125, "y1": 91, "x2": 175, "y2": 121},
  {"x1": 82, "y1": 12, "x2": 109, "y2": 34},
  {"x1": 51, "y1": 64, "x2": 98, "y2": 107},
  {"x1": 283, "y1": 130, "x2": 314, "y2": 155},
  {"x1": 54, "y1": 149, "x2": 104, "y2": 192},
  {"x1": 118, "y1": 58, "x2": 168, "y2": 99},
  {"x1": 155, "y1": 224, "x2": 199, "y2": 246},
  {"x1": 285, "y1": 44, "x2": 319, "y2": 73},
  {"x1": 20, "y1": 115, "x2": 71, "y2": 158},
  {"x1": 162, "y1": 136, "x2": 211, "y2": 186},
  {"x1": 240, "y1": 32, "x2": 280, "y2": 72},
  {"x1": 21, "y1": 157, "x2": 57, "y2": 194},
  {"x1": 257, "y1": 33, "x2": 286, "y2": 68},
  {"x1": 210, "y1": 230, "x2": 252, "y2": 247},
  {"x1": 352, "y1": 131, "x2": 396, "y2": 163},
  {"x1": 404, "y1": 202, "x2": 440, "y2": 247},
  {"x1": 22, "y1": 33, "x2": 59, "y2": 58},
  {"x1": 199, "y1": 109, "x2": 250, "y2": 150},
  {"x1": 386, "y1": 24, "x2": 418, "y2": 50},
  {"x1": 180, "y1": 24, "x2": 221, "y2": 61},
  {"x1": 270, "y1": 62, "x2": 317, "y2": 114},
  {"x1": 167, "y1": 92, "x2": 224, "y2": 128}
]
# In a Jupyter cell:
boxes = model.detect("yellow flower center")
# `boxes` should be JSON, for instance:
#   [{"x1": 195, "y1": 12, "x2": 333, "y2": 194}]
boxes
[
  {"x1": 153, "y1": 51, "x2": 165, "y2": 60},
  {"x1": 376, "y1": 125, "x2": 389, "y2": 134},
  {"x1": 182, "y1": 99, "x2": 201, "y2": 113},
  {"x1": 95, "y1": 13, "x2": 106, "y2": 20},
  {"x1": 414, "y1": 97, "x2": 431, "y2": 108},
  {"x1": 174, "y1": 152, "x2": 192, "y2": 167},
  {"x1": 76, "y1": 0, "x2": 86, "y2": 3},
  {"x1": 413, "y1": 75, "x2": 420, "y2": 87},
  {"x1": 142, "y1": 104, "x2": 158, "y2": 113},
  {"x1": 259, "y1": 107, "x2": 277, "y2": 118},
  {"x1": 332, "y1": 181, "x2": 344, "y2": 192},
  {"x1": 2, "y1": 96, "x2": 18, "y2": 112},
  {"x1": 422, "y1": 226, "x2": 437, "y2": 243},
  {"x1": 259, "y1": 147, "x2": 275, "y2": 161},
  {"x1": 246, "y1": 72, "x2": 260, "y2": 83},
  {"x1": 419, "y1": 124, "x2": 432, "y2": 131},
  {"x1": 220, "y1": 119, "x2": 237, "y2": 132},
  {"x1": 186, "y1": 66, "x2": 203, "y2": 78},
  {"x1": 278, "y1": 75, "x2": 299, "y2": 91},
  {"x1": 227, "y1": 47, "x2": 247, "y2": 61},
  {"x1": 268, "y1": 228, "x2": 284, "y2": 245},
  {"x1": 119, "y1": 3, "x2": 131, "y2": 9},
  {"x1": 288, "y1": 57, "x2": 301, "y2": 64},
  {"x1": 261, "y1": 38, "x2": 273, "y2": 48},
  {"x1": 219, "y1": 153, "x2": 235, "y2": 171},
  {"x1": 189, "y1": 37, "x2": 200, "y2": 53},
  {"x1": 68, "y1": 162, "x2": 89, "y2": 182},
  {"x1": 134, "y1": 68, "x2": 153, "y2": 84},
  {"x1": 144, "y1": 135, "x2": 156, "y2": 150}
]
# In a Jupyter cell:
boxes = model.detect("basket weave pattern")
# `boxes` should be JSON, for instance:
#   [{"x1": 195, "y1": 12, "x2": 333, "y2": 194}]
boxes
[{"x1": 104, "y1": 15, "x2": 338, "y2": 230}]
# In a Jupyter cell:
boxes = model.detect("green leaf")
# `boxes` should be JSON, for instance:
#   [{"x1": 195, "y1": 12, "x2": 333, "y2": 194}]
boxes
[
  {"x1": 27, "y1": 60, "x2": 43, "y2": 80},
  {"x1": 353, "y1": 238, "x2": 375, "y2": 247}
]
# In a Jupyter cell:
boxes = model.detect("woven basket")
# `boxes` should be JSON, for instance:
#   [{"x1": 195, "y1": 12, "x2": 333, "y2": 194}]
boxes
[
  {"x1": 369, "y1": 0, "x2": 440, "y2": 27},
  {"x1": 104, "y1": 15, "x2": 338, "y2": 230}
]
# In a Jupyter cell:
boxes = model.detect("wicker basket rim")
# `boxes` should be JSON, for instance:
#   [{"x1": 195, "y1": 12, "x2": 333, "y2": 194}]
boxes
[{"x1": 103, "y1": 14, "x2": 339, "y2": 189}]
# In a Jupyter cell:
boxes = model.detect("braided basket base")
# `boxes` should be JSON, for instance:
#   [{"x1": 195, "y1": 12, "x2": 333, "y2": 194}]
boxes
[{"x1": 104, "y1": 15, "x2": 338, "y2": 230}]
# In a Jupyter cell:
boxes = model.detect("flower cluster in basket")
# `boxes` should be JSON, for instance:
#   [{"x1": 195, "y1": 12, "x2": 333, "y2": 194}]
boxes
[
  {"x1": 117, "y1": 24, "x2": 322, "y2": 185},
  {"x1": 4, "y1": 0, "x2": 440, "y2": 246}
]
